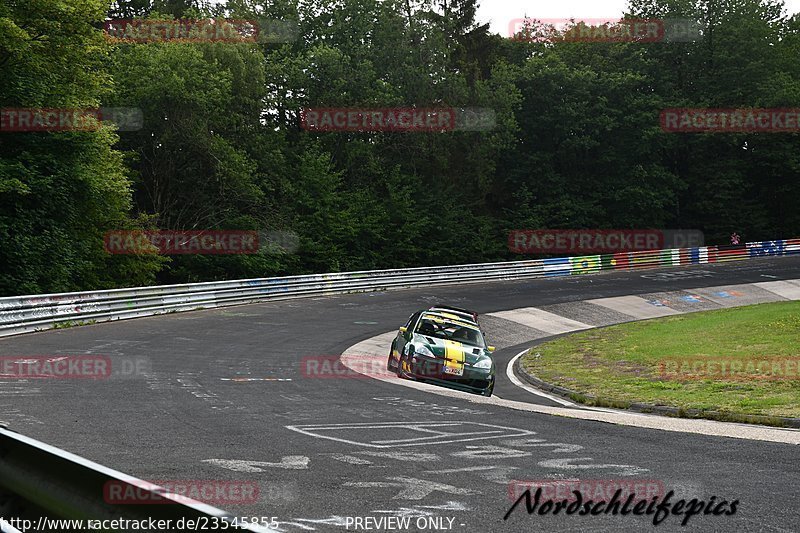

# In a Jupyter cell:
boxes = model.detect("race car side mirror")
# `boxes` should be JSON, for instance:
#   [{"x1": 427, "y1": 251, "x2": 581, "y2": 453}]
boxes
[
  {"x1": 487, "y1": 346, "x2": 496, "y2": 352},
  {"x1": 399, "y1": 326, "x2": 407, "y2": 333}
]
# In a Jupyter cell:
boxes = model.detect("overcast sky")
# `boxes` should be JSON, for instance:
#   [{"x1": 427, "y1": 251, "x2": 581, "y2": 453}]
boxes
[{"x1": 477, "y1": 0, "x2": 800, "y2": 37}]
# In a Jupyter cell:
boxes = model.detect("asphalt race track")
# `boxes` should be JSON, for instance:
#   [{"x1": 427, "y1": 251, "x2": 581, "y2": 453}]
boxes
[{"x1": 3, "y1": 257, "x2": 800, "y2": 533}]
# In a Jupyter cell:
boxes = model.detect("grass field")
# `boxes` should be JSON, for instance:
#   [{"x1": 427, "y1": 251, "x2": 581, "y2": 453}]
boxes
[{"x1": 521, "y1": 301, "x2": 800, "y2": 420}]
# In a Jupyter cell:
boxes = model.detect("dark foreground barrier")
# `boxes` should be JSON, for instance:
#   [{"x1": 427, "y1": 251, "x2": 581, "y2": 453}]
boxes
[{"x1": 0, "y1": 426, "x2": 271, "y2": 532}]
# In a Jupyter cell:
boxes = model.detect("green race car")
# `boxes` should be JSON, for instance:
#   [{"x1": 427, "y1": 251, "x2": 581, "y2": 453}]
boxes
[{"x1": 387, "y1": 309, "x2": 496, "y2": 396}]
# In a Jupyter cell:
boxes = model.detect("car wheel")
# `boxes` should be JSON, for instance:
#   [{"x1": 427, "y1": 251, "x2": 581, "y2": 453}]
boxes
[
  {"x1": 481, "y1": 382, "x2": 494, "y2": 397},
  {"x1": 387, "y1": 347, "x2": 396, "y2": 371},
  {"x1": 396, "y1": 352, "x2": 405, "y2": 378},
  {"x1": 397, "y1": 347, "x2": 412, "y2": 378}
]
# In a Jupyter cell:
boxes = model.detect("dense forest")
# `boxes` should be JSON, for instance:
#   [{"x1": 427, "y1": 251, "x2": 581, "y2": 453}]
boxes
[{"x1": 1, "y1": 0, "x2": 799, "y2": 296}]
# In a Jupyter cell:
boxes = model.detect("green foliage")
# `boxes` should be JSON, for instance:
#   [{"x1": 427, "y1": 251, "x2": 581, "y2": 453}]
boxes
[
  {"x1": 0, "y1": 0, "x2": 163, "y2": 295},
  {"x1": 1, "y1": 0, "x2": 799, "y2": 295}
]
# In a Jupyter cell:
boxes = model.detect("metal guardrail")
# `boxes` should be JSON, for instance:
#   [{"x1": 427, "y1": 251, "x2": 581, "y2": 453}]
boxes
[
  {"x1": 0, "y1": 427, "x2": 271, "y2": 532},
  {"x1": 0, "y1": 239, "x2": 797, "y2": 338}
]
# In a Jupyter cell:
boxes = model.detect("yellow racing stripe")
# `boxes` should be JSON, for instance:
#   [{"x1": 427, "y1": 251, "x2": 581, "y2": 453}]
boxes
[{"x1": 444, "y1": 340, "x2": 465, "y2": 370}]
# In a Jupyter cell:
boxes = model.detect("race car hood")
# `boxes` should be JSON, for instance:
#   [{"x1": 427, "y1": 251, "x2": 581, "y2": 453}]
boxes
[{"x1": 412, "y1": 334, "x2": 490, "y2": 364}]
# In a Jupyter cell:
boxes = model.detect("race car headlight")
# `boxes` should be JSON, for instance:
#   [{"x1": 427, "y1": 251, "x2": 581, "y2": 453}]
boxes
[
  {"x1": 411, "y1": 344, "x2": 435, "y2": 358},
  {"x1": 473, "y1": 358, "x2": 493, "y2": 369}
]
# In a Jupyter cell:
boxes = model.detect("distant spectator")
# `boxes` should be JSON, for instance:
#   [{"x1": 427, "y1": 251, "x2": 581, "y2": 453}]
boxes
[{"x1": 730, "y1": 232, "x2": 741, "y2": 245}]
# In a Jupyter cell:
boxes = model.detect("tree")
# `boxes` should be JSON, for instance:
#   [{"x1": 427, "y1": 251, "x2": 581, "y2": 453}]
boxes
[{"x1": 0, "y1": 0, "x2": 162, "y2": 295}]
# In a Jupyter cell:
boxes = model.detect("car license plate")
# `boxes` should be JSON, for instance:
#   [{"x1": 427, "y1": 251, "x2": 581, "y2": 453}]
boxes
[{"x1": 443, "y1": 365, "x2": 463, "y2": 377}]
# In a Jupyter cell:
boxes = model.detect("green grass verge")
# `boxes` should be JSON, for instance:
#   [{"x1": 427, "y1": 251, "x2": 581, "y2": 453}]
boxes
[{"x1": 521, "y1": 301, "x2": 800, "y2": 419}]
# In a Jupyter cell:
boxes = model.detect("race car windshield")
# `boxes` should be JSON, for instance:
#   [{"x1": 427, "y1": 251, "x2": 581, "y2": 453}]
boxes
[{"x1": 415, "y1": 317, "x2": 486, "y2": 348}]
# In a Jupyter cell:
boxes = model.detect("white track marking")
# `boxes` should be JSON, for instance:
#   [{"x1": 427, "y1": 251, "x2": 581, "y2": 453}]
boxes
[
  {"x1": 754, "y1": 280, "x2": 800, "y2": 300},
  {"x1": 498, "y1": 437, "x2": 545, "y2": 445},
  {"x1": 538, "y1": 457, "x2": 650, "y2": 476},
  {"x1": 488, "y1": 308, "x2": 592, "y2": 334},
  {"x1": 368, "y1": 501, "x2": 470, "y2": 518},
  {"x1": 424, "y1": 465, "x2": 519, "y2": 484},
  {"x1": 292, "y1": 517, "x2": 349, "y2": 527},
  {"x1": 526, "y1": 442, "x2": 585, "y2": 453},
  {"x1": 176, "y1": 372, "x2": 233, "y2": 410},
  {"x1": 0, "y1": 383, "x2": 41, "y2": 396},
  {"x1": 416, "y1": 501, "x2": 470, "y2": 511},
  {"x1": 220, "y1": 377, "x2": 292, "y2": 382},
  {"x1": 357, "y1": 451, "x2": 440, "y2": 462},
  {"x1": 586, "y1": 295, "x2": 681, "y2": 318},
  {"x1": 370, "y1": 431, "x2": 506, "y2": 444},
  {"x1": 272, "y1": 521, "x2": 314, "y2": 531},
  {"x1": 506, "y1": 349, "x2": 576, "y2": 407},
  {"x1": 450, "y1": 445, "x2": 530, "y2": 459},
  {"x1": 641, "y1": 270, "x2": 713, "y2": 282},
  {"x1": 0, "y1": 407, "x2": 44, "y2": 426},
  {"x1": 285, "y1": 421, "x2": 534, "y2": 448},
  {"x1": 343, "y1": 477, "x2": 479, "y2": 500},
  {"x1": 370, "y1": 397, "x2": 490, "y2": 416},
  {"x1": 327, "y1": 454, "x2": 373, "y2": 465},
  {"x1": 202, "y1": 456, "x2": 309, "y2": 472},
  {"x1": 501, "y1": 438, "x2": 583, "y2": 453}
]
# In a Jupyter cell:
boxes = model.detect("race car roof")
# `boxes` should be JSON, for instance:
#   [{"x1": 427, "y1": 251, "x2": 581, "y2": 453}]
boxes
[
  {"x1": 419, "y1": 311, "x2": 481, "y2": 330},
  {"x1": 428, "y1": 305, "x2": 478, "y2": 320}
]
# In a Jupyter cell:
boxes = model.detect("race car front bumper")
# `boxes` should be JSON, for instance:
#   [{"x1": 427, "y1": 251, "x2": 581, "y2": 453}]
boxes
[{"x1": 405, "y1": 355, "x2": 494, "y2": 394}]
